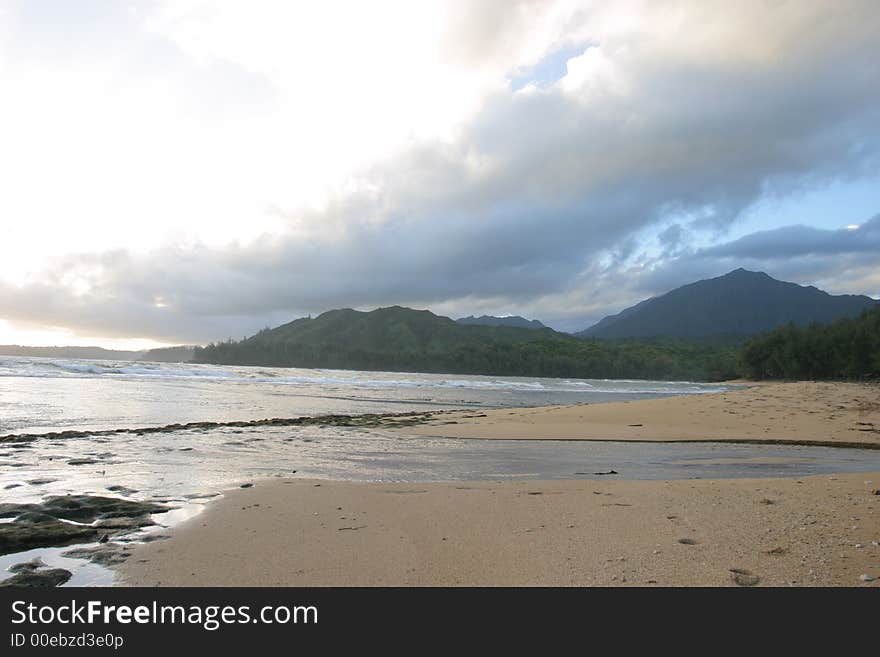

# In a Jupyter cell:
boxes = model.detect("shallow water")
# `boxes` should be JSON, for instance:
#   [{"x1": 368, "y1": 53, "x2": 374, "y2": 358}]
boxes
[
  {"x1": 6, "y1": 424, "x2": 880, "y2": 503},
  {"x1": 0, "y1": 355, "x2": 730, "y2": 435},
  {"x1": 2, "y1": 426, "x2": 880, "y2": 587}
]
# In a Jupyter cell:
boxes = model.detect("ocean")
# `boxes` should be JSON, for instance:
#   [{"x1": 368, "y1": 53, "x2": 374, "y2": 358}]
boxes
[{"x1": 0, "y1": 356, "x2": 728, "y2": 436}]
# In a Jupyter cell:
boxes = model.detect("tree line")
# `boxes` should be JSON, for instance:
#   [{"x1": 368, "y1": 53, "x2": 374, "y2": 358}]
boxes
[
  {"x1": 738, "y1": 305, "x2": 880, "y2": 380},
  {"x1": 193, "y1": 334, "x2": 741, "y2": 381}
]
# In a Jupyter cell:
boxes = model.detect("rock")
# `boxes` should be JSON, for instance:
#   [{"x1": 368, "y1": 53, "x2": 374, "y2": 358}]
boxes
[
  {"x1": 62, "y1": 543, "x2": 134, "y2": 567},
  {"x1": 27, "y1": 478, "x2": 58, "y2": 486},
  {"x1": 136, "y1": 533, "x2": 169, "y2": 543},
  {"x1": 677, "y1": 538, "x2": 699, "y2": 545},
  {"x1": 730, "y1": 569, "x2": 760, "y2": 586},
  {"x1": 93, "y1": 516, "x2": 155, "y2": 530},
  {"x1": 860, "y1": 574, "x2": 875, "y2": 582},
  {"x1": 0, "y1": 495, "x2": 169, "y2": 522},
  {"x1": 0, "y1": 495, "x2": 169, "y2": 555},
  {"x1": 13, "y1": 511, "x2": 61, "y2": 525},
  {"x1": 106, "y1": 485, "x2": 138, "y2": 495},
  {"x1": 0, "y1": 516, "x2": 99, "y2": 555},
  {"x1": 8, "y1": 557, "x2": 47, "y2": 573},
  {"x1": 0, "y1": 568, "x2": 72, "y2": 588},
  {"x1": 239, "y1": 483, "x2": 254, "y2": 489}
]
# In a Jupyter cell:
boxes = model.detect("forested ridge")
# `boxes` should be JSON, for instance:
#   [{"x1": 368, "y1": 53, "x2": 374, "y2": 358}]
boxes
[
  {"x1": 193, "y1": 306, "x2": 741, "y2": 381},
  {"x1": 194, "y1": 304, "x2": 880, "y2": 382}
]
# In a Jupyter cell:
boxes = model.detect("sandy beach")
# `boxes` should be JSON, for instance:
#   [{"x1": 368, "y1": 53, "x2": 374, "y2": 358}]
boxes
[
  {"x1": 403, "y1": 381, "x2": 880, "y2": 448},
  {"x1": 120, "y1": 473, "x2": 879, "y2": 587},
  {"x1": 118, "y1": 382, "x2": 880, "y2": 587}
]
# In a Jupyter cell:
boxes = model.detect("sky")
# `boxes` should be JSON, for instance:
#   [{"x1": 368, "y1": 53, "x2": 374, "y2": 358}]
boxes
[{"x1": 0, "y1": 0, "x2": 878, "y2": 348}]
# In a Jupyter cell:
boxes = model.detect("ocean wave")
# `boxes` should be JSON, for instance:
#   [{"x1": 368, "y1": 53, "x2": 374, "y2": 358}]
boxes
[{"x1": 0, "y1": 356, "x2": 730, "y2": 395}]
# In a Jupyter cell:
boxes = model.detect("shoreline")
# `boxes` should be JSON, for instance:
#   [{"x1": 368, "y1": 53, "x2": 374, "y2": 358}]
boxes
[{"x1": 399, "y1": 381, "x2": 880, "y2": 448}]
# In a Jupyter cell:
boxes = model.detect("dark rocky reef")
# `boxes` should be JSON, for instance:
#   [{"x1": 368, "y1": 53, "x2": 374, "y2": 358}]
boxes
[
  {"x1": 62, "y1": 543, "x2": 137, "y2": 567},
  {"x1": 0, "y1": 410, "x2": 447, "y2": 445},
  {"x1": 0, "y1": 558, "x2": 72, "y2": 587},
  {"x1": 0, "y1": 495, "x2": 170, "y2": 555}
]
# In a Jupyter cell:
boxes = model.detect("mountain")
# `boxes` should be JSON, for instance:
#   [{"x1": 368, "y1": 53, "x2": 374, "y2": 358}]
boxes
[
  {"x1": 192, "y1": 305, "x2": 742, "y2": 380},
  {"x1": 577, "y1": 269, "x2": 878, "y2": 339},
  {"x1": 0, "y1": 345, "x2": 195, "y2": 362},
  {"x1": 456, "y1": 315, "x2": 546, "y2": 330},
  {"x1": 0, "y1": 345, "x2": 144, "y2": 360},
  {"x1": 140, "y1": 346, "x2": 196, "y2": 363}
]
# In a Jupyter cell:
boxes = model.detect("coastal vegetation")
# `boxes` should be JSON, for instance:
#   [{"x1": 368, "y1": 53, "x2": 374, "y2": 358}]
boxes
[{"x1": 739, "y1": 305, "x2": 880, "y2": 380}]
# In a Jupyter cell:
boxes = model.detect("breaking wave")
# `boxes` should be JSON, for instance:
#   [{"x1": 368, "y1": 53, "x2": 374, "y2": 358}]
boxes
[{"x1": 0, "y1": 356, "x2": 729, "y2": 395}]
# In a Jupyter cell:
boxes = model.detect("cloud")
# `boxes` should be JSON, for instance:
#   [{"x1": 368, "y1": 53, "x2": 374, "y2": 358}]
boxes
[
  {"x1": 700, "y1": 215, "x2": 880, "y2": 259},
  {"x1": 1, "y1": 1, "x2": 879, "y2": 342}
]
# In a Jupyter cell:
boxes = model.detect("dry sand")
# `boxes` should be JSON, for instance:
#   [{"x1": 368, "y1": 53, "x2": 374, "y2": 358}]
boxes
[
  {"x1": 119, "y1": 381, "x2": 880, "y2": 587},
  {"x1": 120, "y1": 474, "x2": 880, "y2": 587},
  {"x1": 403, "y1": 381, "x2": 880, "y2": 448}
]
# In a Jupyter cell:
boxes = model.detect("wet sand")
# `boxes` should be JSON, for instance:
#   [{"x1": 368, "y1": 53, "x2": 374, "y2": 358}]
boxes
[
  {"x1": 120, "y1": 473, "x2": 880, "y2": 587},
  {"x1": 403, "y1": 381, "x2": 880, "y2": 448}
]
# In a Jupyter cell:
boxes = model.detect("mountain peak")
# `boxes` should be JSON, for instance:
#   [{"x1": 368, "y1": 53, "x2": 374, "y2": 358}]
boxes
[
  {"x1": 577, "y1": 270, "x2": 876, "y2": 339},
  {"x1": 722, "y1": 268, "x2": 772, "y2": 280}
]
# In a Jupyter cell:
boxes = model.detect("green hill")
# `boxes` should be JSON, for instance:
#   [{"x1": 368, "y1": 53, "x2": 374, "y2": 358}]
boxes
[{"x1": 193, "y1": 306, "x2": 740, "y2": 381}]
